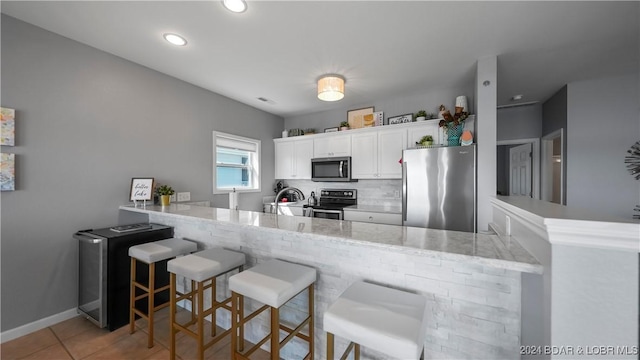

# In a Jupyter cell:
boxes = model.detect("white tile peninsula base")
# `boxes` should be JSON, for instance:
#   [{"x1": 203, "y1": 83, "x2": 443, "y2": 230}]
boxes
[{"x1": 121, "y1": 205, "x2": 539, "y2": 359}]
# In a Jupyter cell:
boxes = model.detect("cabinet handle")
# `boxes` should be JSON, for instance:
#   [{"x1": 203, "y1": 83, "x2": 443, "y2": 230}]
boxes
[{"x1": 368, "y1": 216, "x2": 373, "y2": 220}]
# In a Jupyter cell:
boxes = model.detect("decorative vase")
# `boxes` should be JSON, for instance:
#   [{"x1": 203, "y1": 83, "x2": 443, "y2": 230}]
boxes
[
  {"x1": 416, "y1": 116, "x2": 426, "y2": 121},
  {"x1": 160, "y1": 195, "x2": 171, "y2": 206},
  {"x1": 447, "y1": 123, "x2": 464, "y2": 146}
]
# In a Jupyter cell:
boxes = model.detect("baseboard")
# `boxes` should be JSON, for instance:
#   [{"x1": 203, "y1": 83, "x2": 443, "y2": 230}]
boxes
[{"x1": 0, "y1": 308, "x2": 78, "y2": 343}]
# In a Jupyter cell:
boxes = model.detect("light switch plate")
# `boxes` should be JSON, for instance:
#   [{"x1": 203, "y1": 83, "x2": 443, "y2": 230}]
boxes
[{"x1": 177, "y1": 192, "x2": 191, "y2": 202}]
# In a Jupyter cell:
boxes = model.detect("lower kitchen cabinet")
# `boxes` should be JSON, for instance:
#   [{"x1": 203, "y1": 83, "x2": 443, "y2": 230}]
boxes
[
  {"x1": 343, "y1": 210, "x2": 402, "y2": 225},
  {"x1": 274, "y1": 138, "x2": 313, "y2": 179}
]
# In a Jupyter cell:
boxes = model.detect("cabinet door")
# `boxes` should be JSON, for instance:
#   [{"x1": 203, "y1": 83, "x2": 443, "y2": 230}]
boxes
[
  {"x1": 274, "y1": 141, "x2": 294, "y2": 179},
  {"x1": 293, "y1": 138, "x2": 314, "y2": 179},
  {"x1": 351, "y1": 132, "x2": 378, "y2": 179},
  {"x1": 407, "y1": 121, "x2": 440, "y2": 147},
  {"x1": 314, "y1": 134, "x2": 351, "y2": 157},
  {"x1": 377, "y1": 129, "x2": 406, "y2": 179}
]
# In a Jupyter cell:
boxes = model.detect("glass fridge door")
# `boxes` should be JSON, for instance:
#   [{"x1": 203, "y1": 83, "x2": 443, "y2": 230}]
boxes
[{"x1": 76, "y1": 232, "x2": 107, "y2": 327}]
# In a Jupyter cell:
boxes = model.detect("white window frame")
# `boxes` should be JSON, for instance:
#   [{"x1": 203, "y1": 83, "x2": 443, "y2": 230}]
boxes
[{"x1": 213, "y1": 131, "x2": 261, "y2": 194}]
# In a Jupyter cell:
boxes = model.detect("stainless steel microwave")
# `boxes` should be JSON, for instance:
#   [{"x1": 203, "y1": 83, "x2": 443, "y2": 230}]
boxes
[{"x1": 311, "y1": 156, "x2": 355, "y2": 182}]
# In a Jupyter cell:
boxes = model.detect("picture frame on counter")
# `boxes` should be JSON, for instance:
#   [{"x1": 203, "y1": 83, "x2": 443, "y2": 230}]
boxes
[
  {"x1": 387, "y1": 113, "x2": 413, "y2": 125},
  {"x1": 347, "y1": 106, "x2": 374, "y2": 129},
  {"x1": 130, "y1": 177, "x2": 155, "y2": 201},
  {"x1": 324, "y1": 127, "x2": 339, "y2": 133}
]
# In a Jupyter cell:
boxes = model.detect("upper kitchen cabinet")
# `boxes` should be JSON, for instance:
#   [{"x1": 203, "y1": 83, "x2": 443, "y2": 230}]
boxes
[
  {"x1": 313, "y1": 134, "x2": 351, "y2": 158},
  {"x1": 274, "y1": 137, "x2": 314, "y2": 179},
  {"x1": 407, "y1": 120, "x2": 441, "y2": 147},
  {"x1": 351, "y1": 128, "x2": 406, "y2": 179}
]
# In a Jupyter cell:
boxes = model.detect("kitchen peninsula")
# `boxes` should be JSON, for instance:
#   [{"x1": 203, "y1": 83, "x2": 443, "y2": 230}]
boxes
[{"x1": 120, "y1": 203, "x2": 542, "y2": 359}]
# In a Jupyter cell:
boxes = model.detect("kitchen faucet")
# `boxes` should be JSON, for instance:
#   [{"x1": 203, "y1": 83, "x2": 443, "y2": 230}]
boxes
[{"x1": 274, "y1": 187, "x2": 305, "y2": 215}]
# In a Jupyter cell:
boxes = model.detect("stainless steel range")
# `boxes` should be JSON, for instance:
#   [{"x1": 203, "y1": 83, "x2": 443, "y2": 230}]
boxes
[{"x1": 303, "y1": 189, "x2": 357, "y2": 220}]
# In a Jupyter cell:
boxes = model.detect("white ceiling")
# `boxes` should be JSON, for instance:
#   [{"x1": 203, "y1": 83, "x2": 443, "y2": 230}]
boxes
[{"x1": 2, "y1": 1, "x2": 638, "y2": 118}]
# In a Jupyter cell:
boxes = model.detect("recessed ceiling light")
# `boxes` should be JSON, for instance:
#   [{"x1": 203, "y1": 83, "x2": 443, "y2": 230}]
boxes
[
  {"x1": 511, "y1": 94, "x2": 523, "y2": 101},
  {"x1": 223, "y1": 0, "x2": 247, "y2": 13},
  {"x1": 163, "y1": 33, "x2": 187, "y2": 46}
]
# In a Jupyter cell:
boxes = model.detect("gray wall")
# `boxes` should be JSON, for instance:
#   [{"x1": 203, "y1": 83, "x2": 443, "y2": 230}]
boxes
[
  {"x1": 284, "y1": 86, "x2": 473, "y2": 131},
  {"x1": 0, "y1": 15, "x2": 283, "y2": 331},
  {"x1": 497, "y1": 104, "x2": 542, "y2": 141},
  {"x1": 566, "y1": 74, "x2": 640, "y2": 219}
]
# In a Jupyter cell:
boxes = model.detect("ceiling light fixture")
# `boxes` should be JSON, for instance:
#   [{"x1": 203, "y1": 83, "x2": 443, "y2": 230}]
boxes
[
  {"x1": 317, "y1": 75, "x2": 345, "y2": 102},
  {"x1": 223, "y1": 0, "x2": 247, "y2": 13},
  {"x1": 163, "y1": 33, "x2": 187, "y2": 46}
]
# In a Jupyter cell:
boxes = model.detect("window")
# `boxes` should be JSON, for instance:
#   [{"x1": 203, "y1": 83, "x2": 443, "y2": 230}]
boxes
[{"x1": 213, "y1": 131, "x2": 261, "y2": 193}]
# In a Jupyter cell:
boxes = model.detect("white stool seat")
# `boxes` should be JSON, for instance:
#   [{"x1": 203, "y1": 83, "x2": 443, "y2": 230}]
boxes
[
  {"x1": 324, "y1": 281, "x2": 427, "y2": 360},
  {"x1": 167, "y1": 248, "x2": 246, "y2": 282},
  {"x1": 129, "y1": 238, "x2": 197, "y2": 263},
  {"x1": 229, "y1": 259, "x2": 316, "y2": 308}
]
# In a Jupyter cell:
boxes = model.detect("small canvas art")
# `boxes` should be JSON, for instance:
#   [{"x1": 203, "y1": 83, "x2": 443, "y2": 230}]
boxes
[
  {"x1": 1, "y1": 153, "x2": 15, "y2": 191},
  {"x1": 1, "y1": 107, "x2": 15, "y2": 146}
]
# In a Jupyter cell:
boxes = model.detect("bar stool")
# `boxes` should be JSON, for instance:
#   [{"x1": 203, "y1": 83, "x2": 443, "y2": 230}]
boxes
[
  {"x1": 229, "y1": 259, "x2": 316, "y2": 360},
  {"x1": 167, "y1": 248, "x2": 246, "y2": 360},
  {"x1": 128, "y1": 238, "x2": 198, "y2": 348},
  {"x1": 324, "y1": 281, "x2": 428, "y2": 360}
]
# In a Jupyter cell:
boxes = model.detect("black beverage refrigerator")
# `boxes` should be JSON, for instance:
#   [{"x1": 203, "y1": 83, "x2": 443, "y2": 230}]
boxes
[{"x1": 74, "y1": 223, "x2": 173, "y2": 330}]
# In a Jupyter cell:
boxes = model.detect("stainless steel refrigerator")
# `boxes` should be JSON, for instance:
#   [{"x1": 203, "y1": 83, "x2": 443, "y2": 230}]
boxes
[{"x1": 402, "y1": 145, "x2": 476, "y2": 232}]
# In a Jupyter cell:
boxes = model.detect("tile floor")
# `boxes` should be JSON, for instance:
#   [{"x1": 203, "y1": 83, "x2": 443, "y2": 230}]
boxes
[{"x1": 0, "y1": 307, "x2": 270, "y2": 360}]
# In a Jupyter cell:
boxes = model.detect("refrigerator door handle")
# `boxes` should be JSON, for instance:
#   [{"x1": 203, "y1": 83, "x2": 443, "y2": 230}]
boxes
[{"x1": 402, "y1": 161, "x2": 407, "y2": 222}]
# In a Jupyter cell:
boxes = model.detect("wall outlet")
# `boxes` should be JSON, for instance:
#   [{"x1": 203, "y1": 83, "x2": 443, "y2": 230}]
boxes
[
  {"x1": 177, "y1": 192, "x2": 191, "y2": 202},
  {"x1": 170, "y1": 194, "x2": 176, "y2": 202}
]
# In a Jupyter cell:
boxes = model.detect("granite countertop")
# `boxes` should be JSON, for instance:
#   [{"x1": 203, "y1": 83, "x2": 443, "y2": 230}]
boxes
[{"x1": 120, "y1": 204, "x2": 542, "y2": 274}]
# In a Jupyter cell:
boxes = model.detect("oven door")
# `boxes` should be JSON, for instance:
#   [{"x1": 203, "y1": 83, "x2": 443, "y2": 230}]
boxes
[{"x1": 309, "y1": 208, "x2": 343, "y2": 220}]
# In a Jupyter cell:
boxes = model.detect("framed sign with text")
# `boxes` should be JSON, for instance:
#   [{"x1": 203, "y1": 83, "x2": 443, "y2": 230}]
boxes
[{"x1": 130, "y1": 178, "x2": 155, "y2": 201}]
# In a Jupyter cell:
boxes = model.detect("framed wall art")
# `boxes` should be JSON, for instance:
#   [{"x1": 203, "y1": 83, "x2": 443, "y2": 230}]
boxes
[
  {"x1": 347, "y1": 106, "x2": 374, "y2": 129},
  {"x1": 387, "y1": 113, "x2": 413, "y2": 125},
  {"x1": 1, "y1": 107, "x2": 15, "y2": 146},
  {"x1": 130, "y1": 177, "x2": 155, "y2": 201},
  {"x1": 1, "y1": 153, "x2": 15, "y2": 191}
]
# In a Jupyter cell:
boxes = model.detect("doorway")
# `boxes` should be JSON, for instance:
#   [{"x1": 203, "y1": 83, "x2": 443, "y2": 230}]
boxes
[
  {"x1": 541, "y1": 129, "x2": 564, "y2": 205},
  {"x1": 496, "y1": 138, "x2": 540, "y2": 199}
]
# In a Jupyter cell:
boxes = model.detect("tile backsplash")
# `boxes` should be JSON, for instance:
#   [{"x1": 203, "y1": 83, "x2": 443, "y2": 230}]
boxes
[{"x1": 282, "y1": 179, "x2": 402, "y2": 207}]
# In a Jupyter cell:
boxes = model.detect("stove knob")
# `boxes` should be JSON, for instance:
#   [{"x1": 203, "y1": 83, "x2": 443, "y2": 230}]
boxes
[{"x1": 348, "y1": 192, "x2": 353, "y2": 196}]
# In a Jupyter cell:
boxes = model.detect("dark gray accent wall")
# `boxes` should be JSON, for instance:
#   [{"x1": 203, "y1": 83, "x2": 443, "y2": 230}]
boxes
[
  {"x1": 497, "y1": 104, "x2": 542, "y2": 141},
  {"x1": 0, "y1": 15, "x2": 283, "y2": 331},
  {"x1": 542, "y1": 86, "x2": 568, "y2": 204}
]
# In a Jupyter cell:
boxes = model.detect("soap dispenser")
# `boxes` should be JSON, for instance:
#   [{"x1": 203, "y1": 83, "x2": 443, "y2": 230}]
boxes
[{"x1": 308, "y1": 191, "x2": 316, "y2": 206}]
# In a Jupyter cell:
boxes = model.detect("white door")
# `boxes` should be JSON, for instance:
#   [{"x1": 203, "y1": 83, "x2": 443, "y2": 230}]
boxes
[{"x1": 509, "y1": 143, "x2": 532, "y2": 197}]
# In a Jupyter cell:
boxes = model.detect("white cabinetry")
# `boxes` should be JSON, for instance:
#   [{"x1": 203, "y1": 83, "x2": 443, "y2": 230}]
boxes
[
  {"x1": 343, "y1": 210, "x2": 402, "y2": 225},
  {"x1": 313, "y1": 134, "x2": 351, "y2": 157},
  {"x1": 274, "y1": 138, "x2": 313, "y2": 179},
  {"x1": 351, "y1": 128, "x2": 406, "y2": 179},
  {"x1": 407, "y1": 120, "x2": 440, "y2": 147}
]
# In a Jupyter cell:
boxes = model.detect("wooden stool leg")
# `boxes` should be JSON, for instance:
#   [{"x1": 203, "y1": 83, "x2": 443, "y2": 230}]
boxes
[
  {"x1": 308, "y1": 284, "x2": 314, "y2": 359},
  {"x1": 169, "y1": 273, "x2": 177, "y2": 360},
  {"x1": 271, "y1": 306, "x2": 280, "y2": 360},
  {"x1": 239, "y1": 293, "x2": 244, "y2": 352},
  {"x1": 326, "y1": 332, "x2": 334, "y2": 360},
  {"x1": 211, "y1": 278, "x2": 217, "y2": 337},
  {"x1": 129, "y1": 257, "x2": 136, "y2": 334},
  {"x1": 354, "y1": 343, "x2": 360, "y2": 360},
  {"x1": 197, "y1": 280, "x2": 204, "y2": 360},
  {"x1": 231, "y1": 291, "x2": 238, "y2": 356},
  {"x1": 147, "y1": 262, "x2": 155, "y2": 348}
]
